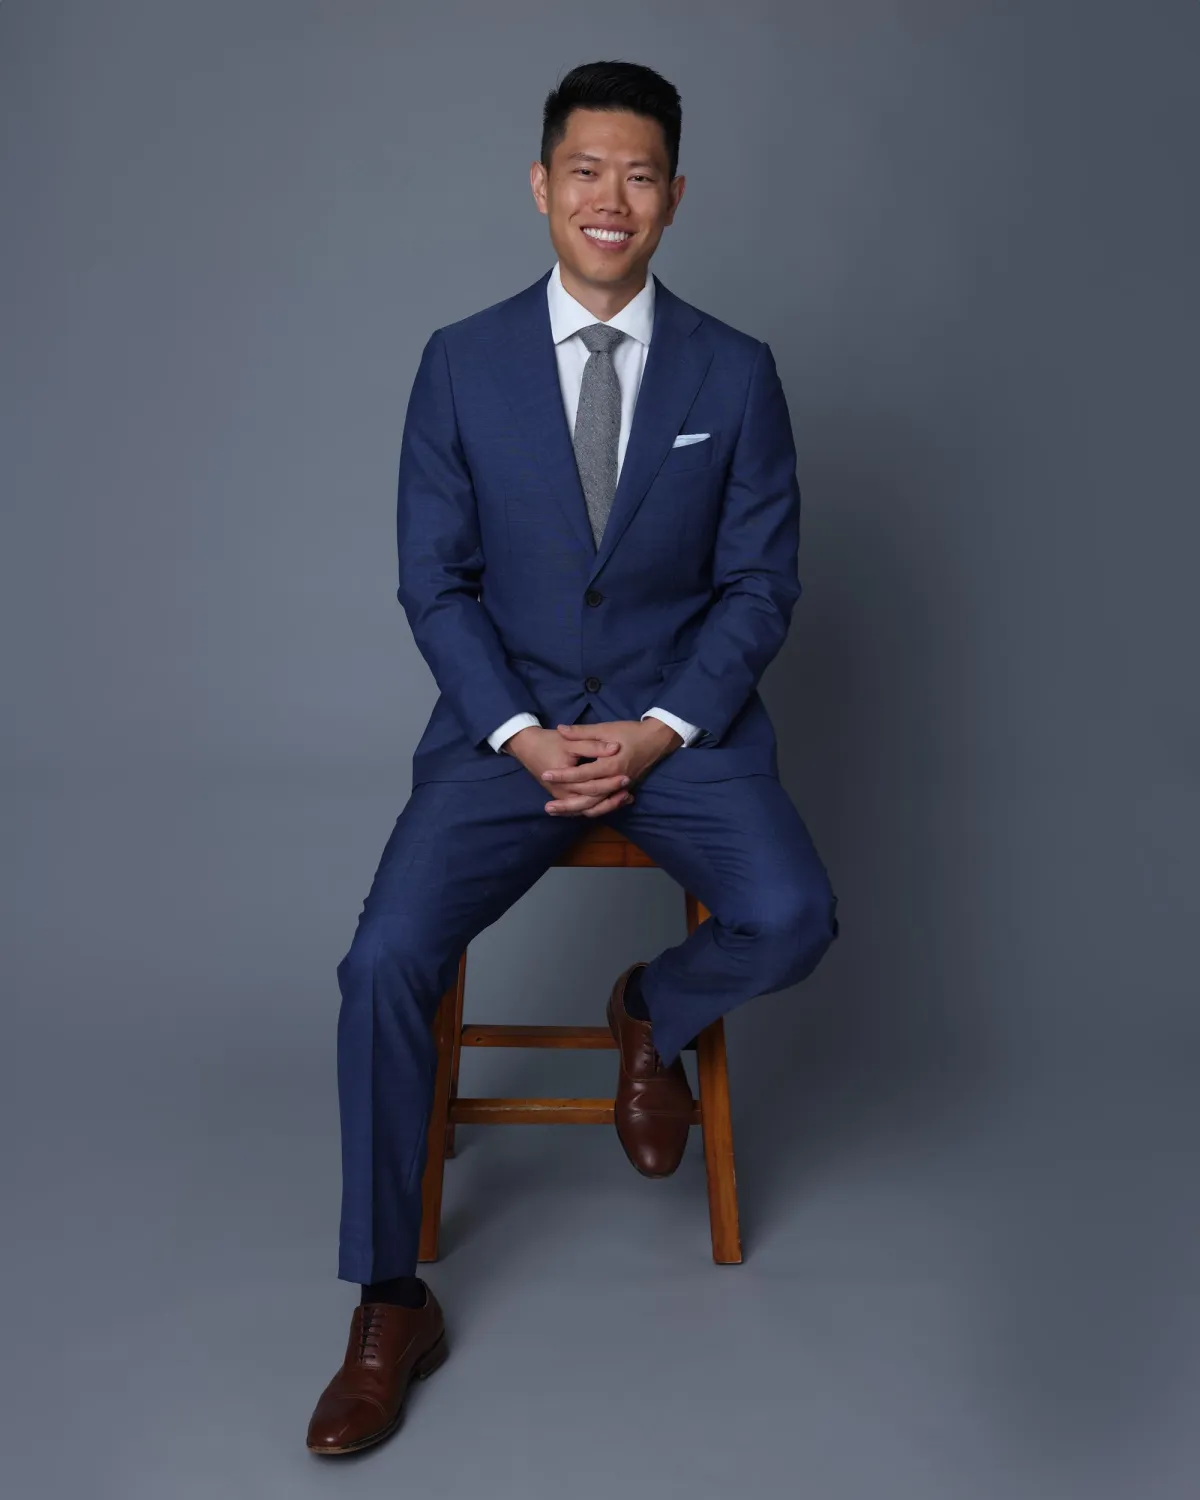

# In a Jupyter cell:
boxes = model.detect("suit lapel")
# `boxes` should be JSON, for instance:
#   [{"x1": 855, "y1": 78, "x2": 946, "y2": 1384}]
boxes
[
  {"x1": 587, "y1": 276, "x2": 712, "y2": 580},
  {"x1": 485, "y1": 270, "x2": 596, "y2": 554},
  {"x1": 483, "y1": 269, "x2": 713, "y2": 571}
]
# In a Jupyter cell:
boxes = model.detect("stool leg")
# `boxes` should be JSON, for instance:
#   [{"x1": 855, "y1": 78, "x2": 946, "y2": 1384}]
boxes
[
  {"x1": 418, "y1": 951, "x2": 465, "y2": 1263},
  {"x1": 445, "y1": 955, "x2": 466, "y2": 1158},
  {"x1": 686, "y1": 892, "x2": 743, "y2": 1265},
  {"x1": 695, "y1": 1017, "x2": 743, "y2": 1263}
]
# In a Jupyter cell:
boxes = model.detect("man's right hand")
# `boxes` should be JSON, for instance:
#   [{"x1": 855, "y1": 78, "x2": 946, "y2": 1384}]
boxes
[{"x1": 503, "y1": 726, "x2": 633, "y2": 817}]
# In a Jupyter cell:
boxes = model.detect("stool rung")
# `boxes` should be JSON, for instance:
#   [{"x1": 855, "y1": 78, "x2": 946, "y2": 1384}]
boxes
[
  {"x1": 458, "y1": 1023, "x2": 698, "y2": 1051},
  {"x1": 452, "y1": 1096, "x2": 614, "y2": 1124},
  {"x1": 419, "y1": 862, "x2": 742, "y2": 1266},
  {"x1": 450, "y1": 1096, "x2": 704, "y2": 1126},
  {"x1": 461, "y1": 1024, "x2": 615, "y2": 1049}
]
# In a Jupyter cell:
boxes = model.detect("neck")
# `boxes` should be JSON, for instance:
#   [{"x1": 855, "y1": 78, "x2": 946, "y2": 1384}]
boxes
[{"x1": 558, "y1": 262, "x2": 649, "y2": 322}]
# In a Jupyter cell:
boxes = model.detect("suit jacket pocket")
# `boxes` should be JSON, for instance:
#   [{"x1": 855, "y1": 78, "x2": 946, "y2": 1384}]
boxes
[{"x1": 657, "y1": 429, "x2": 719, "y2": 476}]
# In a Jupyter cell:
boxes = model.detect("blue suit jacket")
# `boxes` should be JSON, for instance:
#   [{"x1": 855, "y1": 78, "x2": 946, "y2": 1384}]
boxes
[{"x1": 397, "y1": 267, "x2": 802, "y2": 787}]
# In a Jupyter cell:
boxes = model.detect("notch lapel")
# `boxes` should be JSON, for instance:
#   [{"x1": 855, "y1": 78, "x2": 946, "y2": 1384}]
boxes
[
  {"x1": 484, "y1": 271, "x2": 596, "y2": 555},
  {"x1": 587, "y1": 277, "x2": 712, "y2": 581}
]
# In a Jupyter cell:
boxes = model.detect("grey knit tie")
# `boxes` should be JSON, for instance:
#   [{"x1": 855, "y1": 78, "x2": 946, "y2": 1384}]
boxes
[{"x1": 572, "y1": 323, "x2": 626, "y2": 547}]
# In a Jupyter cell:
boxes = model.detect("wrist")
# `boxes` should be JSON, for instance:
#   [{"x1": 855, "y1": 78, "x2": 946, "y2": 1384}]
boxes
[
  {"x1": 503, "y1": 725, "x2": 538, "y2": 756},
  {"x1": 644, "y1": 718, "x2": 683, "y2": 752}
]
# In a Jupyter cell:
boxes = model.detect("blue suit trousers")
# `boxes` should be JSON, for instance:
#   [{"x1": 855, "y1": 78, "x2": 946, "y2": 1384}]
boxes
[{"x1": 335, "y1": 730, "x2": 839, "y2": 1284}]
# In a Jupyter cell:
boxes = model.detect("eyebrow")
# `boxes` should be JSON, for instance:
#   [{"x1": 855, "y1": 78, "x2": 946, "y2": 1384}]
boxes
[{"x1": 563, "y1": 151, "x2": 660, "y2": 169}]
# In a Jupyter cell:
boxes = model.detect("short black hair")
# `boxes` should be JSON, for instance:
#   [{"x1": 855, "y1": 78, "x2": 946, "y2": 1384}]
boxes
[{"x1": 541, "y1": 60, "x2": 682, "y2": 181}]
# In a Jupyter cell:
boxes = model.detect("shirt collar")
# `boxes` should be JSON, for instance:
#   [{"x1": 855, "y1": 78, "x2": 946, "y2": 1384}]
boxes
[{"x1": 547, "y1": 259, "x2": 655, "y2": 348}]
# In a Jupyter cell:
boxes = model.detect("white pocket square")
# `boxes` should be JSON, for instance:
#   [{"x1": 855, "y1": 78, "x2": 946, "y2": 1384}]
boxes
[{"x1": 672, "y1": 432, "x2": 710, "y2": 447}]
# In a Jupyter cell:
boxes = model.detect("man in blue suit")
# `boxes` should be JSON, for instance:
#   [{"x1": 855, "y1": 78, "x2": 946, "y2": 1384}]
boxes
[{"x1": 307, "y1": 59, "x2": 839, "y2": 1455}]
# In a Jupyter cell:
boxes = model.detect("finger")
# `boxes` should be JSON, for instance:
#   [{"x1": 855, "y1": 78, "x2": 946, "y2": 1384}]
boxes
[
  {"x1": 542, "y1": 765, "x2": 629, "y2": 786},
  {"x1": 546, "y1": 794, "x2": 610, "y2": 813},
  {"x1": 543, "y1": 750, "x2": 618, "y2": 774},
  {"x1": 544, "y1": 776, "x2": 629, "y2": 803},
  {"x1": 546, "y1": 787, "x2": 633, "y2": 815},
  {"x1": 555, "y1": 730, "x2": 620, "y2": 754}
]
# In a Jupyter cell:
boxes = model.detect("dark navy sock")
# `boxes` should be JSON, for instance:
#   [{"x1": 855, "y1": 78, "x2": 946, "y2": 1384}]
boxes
[
  {"x1": 624, "y1": 964, "x2": 650, "y2": 1021},
  {"x1": 360, "y1": 1276, "x2": 426, "y2": 1309}
]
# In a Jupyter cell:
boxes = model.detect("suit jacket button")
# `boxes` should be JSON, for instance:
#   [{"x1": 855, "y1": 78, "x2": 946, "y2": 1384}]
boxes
[
  {"x1": 585, "y1": 676, "x2": 601, "y2": 692},
  {"x1": 585, "y1": 589, "x2": 603, "y2": 606}
]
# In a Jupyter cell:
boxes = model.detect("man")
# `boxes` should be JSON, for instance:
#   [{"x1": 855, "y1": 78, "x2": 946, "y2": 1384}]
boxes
[{"x1": 306, "y1": 59, "x2": 839, "y2": 1456}]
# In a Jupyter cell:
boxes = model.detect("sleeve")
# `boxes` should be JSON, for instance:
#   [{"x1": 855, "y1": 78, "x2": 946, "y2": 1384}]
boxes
[
  {"x1": 640, "y1": 706, "x2": 703, "y2": 747},
  {"x1": 488, "y1": 711, "x2": 541, "y2": 753},
  {"x1": 395, "y1": 330, "x2": 541, "y2": 749}
]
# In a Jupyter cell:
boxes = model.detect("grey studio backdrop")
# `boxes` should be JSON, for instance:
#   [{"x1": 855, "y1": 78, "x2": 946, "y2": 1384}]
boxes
[{"x1": 2, "y1": 3, "x2": 1197, "y2": 1498}]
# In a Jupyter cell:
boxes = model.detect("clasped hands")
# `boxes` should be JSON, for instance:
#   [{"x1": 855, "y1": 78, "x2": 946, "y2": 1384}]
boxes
[{"x1": 504, "y1": 718, "x2": 682, "y2": 817}]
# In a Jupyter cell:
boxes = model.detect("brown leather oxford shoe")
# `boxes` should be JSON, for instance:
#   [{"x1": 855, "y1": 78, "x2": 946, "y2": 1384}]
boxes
[
  {"x1": 306, "y1": 1285, "x2": 447, "y2": 1456},
  {"x1": 606, "y1": 961, "x2": 694, "y2": 1177}
]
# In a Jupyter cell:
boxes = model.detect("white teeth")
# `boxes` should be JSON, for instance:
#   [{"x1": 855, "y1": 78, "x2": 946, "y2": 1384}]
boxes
[{"x1": 583, "y1": 227, "x2": 631, "y2": 242}]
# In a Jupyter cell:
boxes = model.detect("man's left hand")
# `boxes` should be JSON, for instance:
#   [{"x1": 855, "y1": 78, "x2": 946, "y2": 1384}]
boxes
[{"x1": 540, "y1": 718, "x2": 682, "y2": 814}]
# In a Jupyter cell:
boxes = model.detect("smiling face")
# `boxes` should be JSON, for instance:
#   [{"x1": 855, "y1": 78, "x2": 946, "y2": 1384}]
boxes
[{"x1": 531, "y1": 107, "x2": 684, "y2": 316}]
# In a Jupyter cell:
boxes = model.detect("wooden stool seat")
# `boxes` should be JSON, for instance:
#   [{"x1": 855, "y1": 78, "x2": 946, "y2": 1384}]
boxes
[{"x1": 418, "y1": 824, "x2": 742, "y2": 1264}]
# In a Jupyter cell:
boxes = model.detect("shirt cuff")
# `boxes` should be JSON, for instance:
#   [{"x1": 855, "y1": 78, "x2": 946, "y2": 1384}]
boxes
[
  {"x1": 641, "y1": 706, "x2": 704, "y2": 747},
  {"x1": 488, "y1": 711, "x2": 540, "y2": 753}
]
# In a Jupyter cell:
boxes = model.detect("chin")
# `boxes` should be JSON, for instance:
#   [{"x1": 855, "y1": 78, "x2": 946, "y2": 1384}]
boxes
[{"x1": 583, "y1": 253, "x2": 646, "y2": 280}]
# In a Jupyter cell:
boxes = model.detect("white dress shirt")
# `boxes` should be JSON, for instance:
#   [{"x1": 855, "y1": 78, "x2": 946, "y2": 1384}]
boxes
[{"x1": 487, "y1": 261, "x2": 704, "y2": 754}]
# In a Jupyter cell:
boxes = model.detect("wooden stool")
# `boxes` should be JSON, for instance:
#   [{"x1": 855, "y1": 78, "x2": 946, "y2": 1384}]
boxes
[{"x1": 417, "y1": 824, "x2": 742, "y2": 1264}]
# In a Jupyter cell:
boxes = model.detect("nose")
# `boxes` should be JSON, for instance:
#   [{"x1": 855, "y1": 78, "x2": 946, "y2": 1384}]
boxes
[{"x1": 590, "y1": 169, "x2": 630, "y2": 215}]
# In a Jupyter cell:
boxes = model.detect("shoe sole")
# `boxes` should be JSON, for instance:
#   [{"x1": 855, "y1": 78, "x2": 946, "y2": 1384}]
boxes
[{"x1": 306, "y1": 1331, "x2": 449, "y2": 1456}]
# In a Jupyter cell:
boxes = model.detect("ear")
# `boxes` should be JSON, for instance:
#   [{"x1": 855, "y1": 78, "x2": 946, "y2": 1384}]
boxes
[
  {"x1": 530, "y1": 160, "x2": 549, "y2": 216},
  {"x1": 664, "y1": 173, "x2": 685, "y2": 225}
]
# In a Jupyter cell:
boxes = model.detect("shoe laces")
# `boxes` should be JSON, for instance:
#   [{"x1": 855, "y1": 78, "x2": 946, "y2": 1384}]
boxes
[
  {"x1": 355, "y1": 1304, "x2": 386, "y2": 1363},
  {"x1": 635, "y1": 1035, "x2": 664, "y2": 1074}
]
